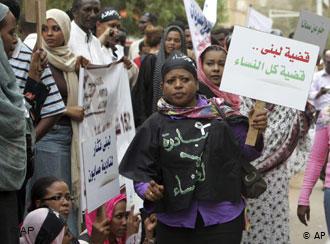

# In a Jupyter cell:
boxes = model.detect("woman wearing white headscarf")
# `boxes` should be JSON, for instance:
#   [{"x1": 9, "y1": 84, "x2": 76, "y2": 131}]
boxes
[
  {"x1": 20, "y1": 208, "x2": 66, "y2": 244},
  {"x1": 31, "y1": 8, "x2": 89, "y2": 235}
]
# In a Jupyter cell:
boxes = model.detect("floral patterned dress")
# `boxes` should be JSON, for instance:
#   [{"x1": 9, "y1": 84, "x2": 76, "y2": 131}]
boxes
[{"x1": 241, "y1": 98, "x2": 311, "y2": 244}]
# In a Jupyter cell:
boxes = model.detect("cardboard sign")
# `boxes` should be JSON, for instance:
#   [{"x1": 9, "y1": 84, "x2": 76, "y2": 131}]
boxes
[
  {"x1": 246, "y1": 7, "x2": 273, "y2": 33},
  {"x1": 294, "y1": 11, "x2": 330, "y2": 55},
  {"x1": 184, "y1": 0, "x2": 212, "y2": 59},
  {"x1": 220, "y1": 26, "x2": 319, "y2": 111},
  {"x1": 24, "y1": 0, "x2": 46, "y2": 48}
]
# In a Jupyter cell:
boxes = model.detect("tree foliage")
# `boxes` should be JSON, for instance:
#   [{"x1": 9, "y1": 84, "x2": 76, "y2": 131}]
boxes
[{"x1": 45, "y1": 0, "x2": 227, "y2": 37}]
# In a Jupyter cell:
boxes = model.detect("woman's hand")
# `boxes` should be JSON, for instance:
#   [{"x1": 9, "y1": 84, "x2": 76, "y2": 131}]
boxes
[
  {"x1": 29, "y1": 48, "x2": 47, "y2": 82},
  {"x1": 249, "y1": 108, "x2": 268, "y2": 131},
  {"x1": 62, "y1": 226, "x2": 75, "y2": 244},
  {"x1": 144, "y1": 180, "x2": 164, "y2": 202},
  {"x1": 297, "y1": 205, "x2": 310, "y2": 226},
  {"x1": 316, "y1": 87, "x2": 330, "y2": 99},
  {"x1": 126, "y1": 205, "x2": 141, "y2": 238},
  {"x1": 64, "y1": 106, "x2": 84, "y2": 122},
  {"x1": 98, "y1": 27, "x2": 113, "y2": 46},
  {"x1": 122, "y1": 56, "x2": 132, "y2": 70},
  {"x1": 144, "y1": 213, "x2": 157, "y2": 239},
  {"x1": 75, "y1": 56, "x2": 90, "y2": 72},
  {"x1": 90, "y1": 206, "x2": 111, "y2": 244}
]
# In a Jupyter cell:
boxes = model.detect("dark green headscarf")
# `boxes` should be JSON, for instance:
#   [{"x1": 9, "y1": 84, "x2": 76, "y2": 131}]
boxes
[{"x1": 0, "y1": 3, "x2": 26, "y2": 190}]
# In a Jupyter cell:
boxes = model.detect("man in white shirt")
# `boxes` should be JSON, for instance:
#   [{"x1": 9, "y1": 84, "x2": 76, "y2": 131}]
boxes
[
  {"x1": 68, "y1": 0, "x2": 106, "y2": 65},
  {"x1": 96, "y1": 7, "x2": 139, "y2": 88},
  {"x1": 309, "y1": 49, "x2": 330, "y2": 111},
  {"x1": 96, "y1": 7, "x2": 123, "y2": 62}
]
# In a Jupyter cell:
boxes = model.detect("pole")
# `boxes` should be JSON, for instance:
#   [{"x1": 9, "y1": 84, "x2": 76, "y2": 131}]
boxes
[{"x1": 317, "y1": 0, "x2": 323, "y2": 16}]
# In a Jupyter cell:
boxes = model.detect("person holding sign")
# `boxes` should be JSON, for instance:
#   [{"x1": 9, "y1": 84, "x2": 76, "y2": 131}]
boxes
[
  {"x1": 39, "y1": 8, "x2": 90, "y2": 235},
  {"x1": 120, "y1": 52, "x2": 265, "y2": 244},
  {"x1": 197, "y1": 45, "x2": 267, "y2": 128},
  {"x1": 198, "y1": 45, "x2": 240, "y2": 110},
  {"x1": 196, "y1": 40, "x2": 312, "y2": 243},
  {"x1": 238, "y1": 40, "x2": 314, "y2": 244},
  {"x1": 80, "y1": 194, "x2": 141, "y2": 244},
  {"x1": 68, "y1": 0, "x2": 106, "y2": 65}
]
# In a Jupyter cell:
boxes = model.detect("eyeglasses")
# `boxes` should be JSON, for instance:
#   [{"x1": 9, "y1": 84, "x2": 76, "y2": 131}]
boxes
[{"x1": 42, "y1": 194, "x2": 75, "y2": 202}]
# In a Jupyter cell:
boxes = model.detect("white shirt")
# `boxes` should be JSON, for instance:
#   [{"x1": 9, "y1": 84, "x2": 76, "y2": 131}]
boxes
[
  {"x1": 128, "y1": 37, "x2": 143, "y2": 60},
  {"x1": 10, "y1": 40, "x2": 65, "y2": 118},
  {"x1": 23, "y1": 33, "x2": 37, "y2": 50},
  {"x1": 68, "y1": 21, "x2": 107, "y2": 65},
  {"x1": 102, "y1": 45, "x2": 139, "y2": 89},
  {"x1": 309, "y1": 69, "x2": 330, "y2": 110},
  {"x1": 102, "y1": 44, "x2": 124, "y2": 63}
]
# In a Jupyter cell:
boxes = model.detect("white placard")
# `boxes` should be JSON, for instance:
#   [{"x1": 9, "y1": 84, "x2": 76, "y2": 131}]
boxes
[
  {"x1": 220, "y1": 26, "x2": 319, "y2": 111},
  {"x1": 184, "y1": 0, "x2": 212, "y2": 59},
  {"x1": 246, "y1": 7, "x2": 273, "y2": 33},
  {"x1": 294, "y1": 11, "x2": 330, "y2": 55},
  {"x1": 82, "y1": 128, "x2": 120, "y2": 212},
  {"x1": 78, "y1": 63, "x2": 142, "y2": 212},
  {"x1": 203, "y1": 0, "x2": 217, "y2": 28}
]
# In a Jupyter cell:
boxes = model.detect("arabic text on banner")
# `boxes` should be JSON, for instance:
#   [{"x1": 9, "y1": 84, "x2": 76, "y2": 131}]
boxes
[
  {"x1": 220, "y1": 26, "x2": 319, "y2": 111},
  {"x1": 184, "y1": 0, "x2": 212, "y2": 59},
  {"x1": 78, "y1": 63, "x2": 142, "y2": 211},
  {"x1": 294, "y1": 11, "x2": 330, "y2": 55}
]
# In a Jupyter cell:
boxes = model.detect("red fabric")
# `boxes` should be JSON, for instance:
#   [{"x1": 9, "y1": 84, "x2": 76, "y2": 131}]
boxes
[{"x1": 133, "y1": 56, "x2": 141, "y2": 68}]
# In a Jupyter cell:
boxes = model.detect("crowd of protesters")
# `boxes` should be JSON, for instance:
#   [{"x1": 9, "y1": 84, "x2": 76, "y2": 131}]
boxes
[{"x1": 1, "y1": 0, "x2": 330, "y2": 243}]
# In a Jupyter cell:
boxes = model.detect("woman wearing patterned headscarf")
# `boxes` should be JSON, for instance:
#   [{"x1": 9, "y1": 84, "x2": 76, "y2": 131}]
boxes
[
  {"x1": 120, "y1": 52, "x2": 266, "y2": 243},
  {"x1": 132, "y1": 25, "x2": 187, "y2": 127}
]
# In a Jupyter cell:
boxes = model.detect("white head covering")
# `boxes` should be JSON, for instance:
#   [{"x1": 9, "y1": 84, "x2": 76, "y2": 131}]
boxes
[
  {"x1": 43, "y1": 8, "x2": 76, "y2": 71},
  {"x1": 46, "y1": 8, "x2": 71, "y2": 44},
  {"x1": 42, "y1": 8, "x2": 81, "y2": 213},
  {"x1": 0, "y1": 3, "x2": 9, "y2": 22},
  {"x1": 20, "y1": 208, "x2": 65, "y2": 244}
]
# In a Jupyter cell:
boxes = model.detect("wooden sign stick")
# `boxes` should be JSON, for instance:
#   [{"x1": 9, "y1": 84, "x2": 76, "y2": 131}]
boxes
[
  {"x1": 24, "y1": 0, "x2": 46, "y2": 47},
  {"x1": 245, "y1": 100, "x2": 266, "y2": 146},
  {"x1": 35, "y1": 0, "x2": 42, "y2": 49}
]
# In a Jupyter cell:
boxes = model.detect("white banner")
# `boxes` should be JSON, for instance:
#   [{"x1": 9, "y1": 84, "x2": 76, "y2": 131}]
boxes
[
  {"x1": 220, "y1": 26, "x2": 319, "y2": 111},
  {"x1": 78, "y1": 63, "x2": 142, "y2": 211},
  {"x1": 203, "y1": 0, "x2": 217, "y2": 28},
  {"x1": 246, "y1": 7, "x2": 273, "y2": 33},
  {"x1": 82, "y1": 128, "x2": 120, "y2": 212},
  {"x1": 294, "y1": 11, "x2": 330, "y2": 55},
  {"x1": 184, "y1": 0, "x2": 212, "y2": 59}
]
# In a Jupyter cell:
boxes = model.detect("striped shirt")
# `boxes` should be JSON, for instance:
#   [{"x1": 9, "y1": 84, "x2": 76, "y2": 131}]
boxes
[{"x1": 10, "y1": 41, "x2": 65, "y2": 118}]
